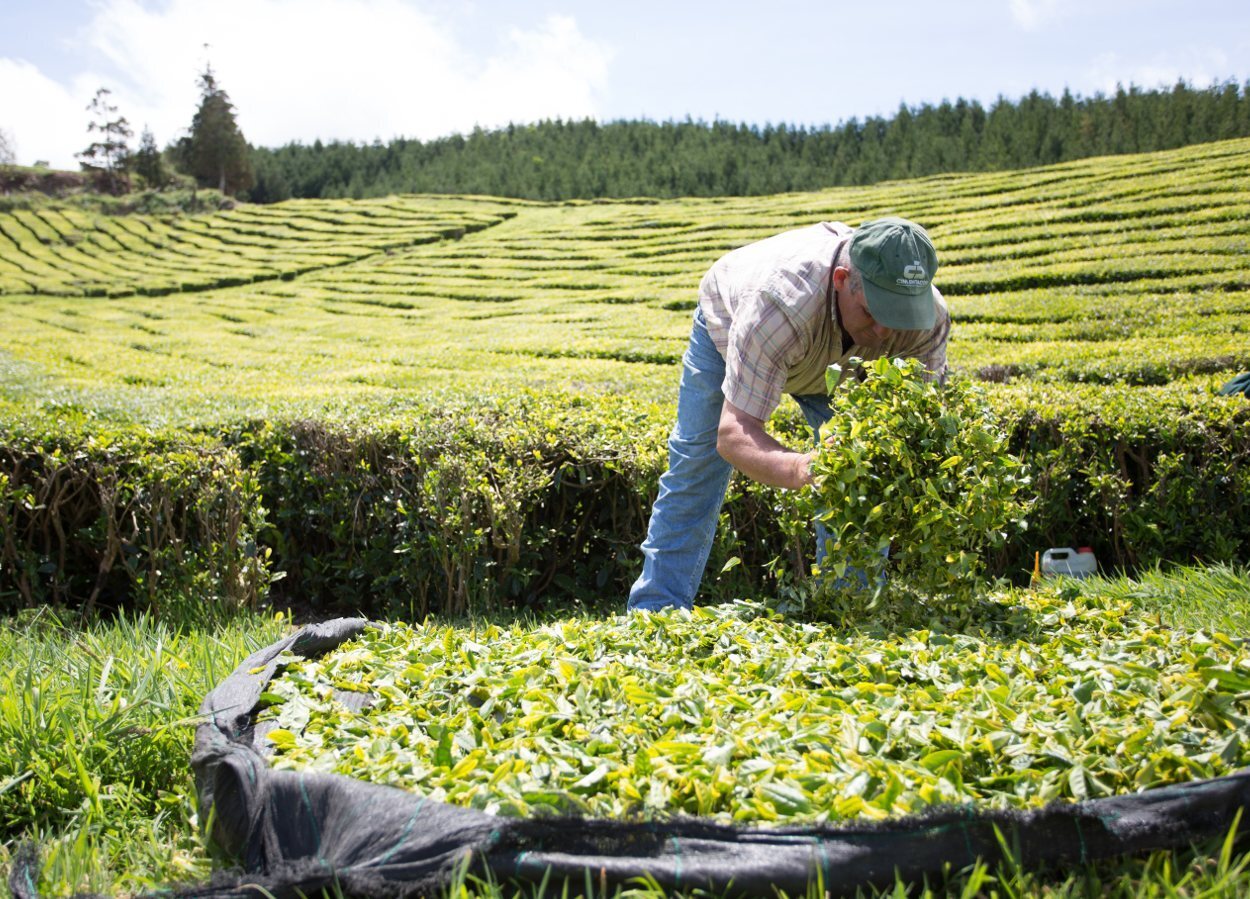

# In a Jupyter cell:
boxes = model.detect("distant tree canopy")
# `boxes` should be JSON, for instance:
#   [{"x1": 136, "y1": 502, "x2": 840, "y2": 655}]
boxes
[
  {"x1": 173, "y1": 64, "x2": 254, "y2": 196},
  {"x1": 131, "y1": 126, "x2": 170, "y2": 189},
  {"x1": 77, "y1": 87, "x2": 132, "y2": 195},
  {"x1": 246, "y1": 79, "x2": 1250, "y2": 203}
]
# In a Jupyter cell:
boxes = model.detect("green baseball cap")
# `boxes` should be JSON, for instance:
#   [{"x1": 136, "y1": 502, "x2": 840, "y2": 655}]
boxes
[{"x1": 848, "y1": 217, "x2": 939, "y2": 331}]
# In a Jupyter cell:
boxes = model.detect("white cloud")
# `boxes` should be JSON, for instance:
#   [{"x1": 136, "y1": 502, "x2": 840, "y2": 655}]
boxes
[
  {"x1": 0, "y1": 58, "x2": 100, "y2": 168},
  {"x1": 1, "y1": 0, "x2": 614, "y2": 169},
  {"x1": 1086, "y1": 49, "x2": 1234, "y2": 94},
  {"x1": 1009, "y1": 0, "x2": 1066, "y2": 30},
  {"x1": 475, "y1": 16, "x2": 612, "y2": 127}
]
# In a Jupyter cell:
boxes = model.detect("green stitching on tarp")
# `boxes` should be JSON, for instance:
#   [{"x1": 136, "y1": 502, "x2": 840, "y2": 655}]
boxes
[
  {"x1": 814, "y1": 837, "x2": 831, "y2": 893},
  {"x1": 961, "y1": 808, "x2": 976, "y2": 863},
  {"x1": 298, "y1": 773, "x2": 323, "y2": 860},
  {"x1": 670, "y1": 836, "x2": 682, "y2": 889},
  {"x1": 373, "y1": 796, "x2": 428, "y2": 866},
  {"x1": 1074, "y1": 817, "x2": 1088, "y2": 864}
]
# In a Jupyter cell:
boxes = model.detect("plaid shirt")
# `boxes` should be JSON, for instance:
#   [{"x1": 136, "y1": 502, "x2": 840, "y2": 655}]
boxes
[{"x1": 698, "y1": 222, "x2": 950, "y2": 421}]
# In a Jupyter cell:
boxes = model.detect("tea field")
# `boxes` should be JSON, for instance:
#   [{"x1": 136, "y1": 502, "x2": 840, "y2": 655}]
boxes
[
  {"x1": 2, "y1": 139, "x2": 1250, "y2": 896},
  {"x1": 1, "y1": 138, "x2": 1249, "y2": 424}
]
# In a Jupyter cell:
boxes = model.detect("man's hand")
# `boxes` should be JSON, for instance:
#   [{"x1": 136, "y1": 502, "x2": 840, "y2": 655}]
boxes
[
  {"x1": 797, "y1": 449, "x2": 817, "y2": 488},
  {"x1": 717, "y1": 400, "x2": 816, "y2": 490}
]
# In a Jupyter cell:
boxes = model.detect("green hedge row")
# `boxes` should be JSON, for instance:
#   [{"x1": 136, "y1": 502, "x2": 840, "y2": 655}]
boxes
[
  {"x1": 0, "y1": 424, "x2": 271, "y2": 621},
  {"x1": 993, "y1": 382, "x2": 1250, "y2": 572},
  {"x1": 226, "y1": 395, "x2": 670, "y2": 617},
  {"x1": 2, "y1": 384, "x2": 1247, "y2": 618}
]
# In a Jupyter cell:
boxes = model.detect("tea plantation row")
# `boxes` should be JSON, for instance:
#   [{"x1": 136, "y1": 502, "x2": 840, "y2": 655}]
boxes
[{"x1": 2, "y1": 380, "x2": 1246, "y2": 617}]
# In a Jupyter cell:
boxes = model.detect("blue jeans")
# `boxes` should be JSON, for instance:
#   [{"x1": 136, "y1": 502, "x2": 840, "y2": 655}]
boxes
[{"x1": 627, "y1": 310, "x2": 834, "y2": 612}]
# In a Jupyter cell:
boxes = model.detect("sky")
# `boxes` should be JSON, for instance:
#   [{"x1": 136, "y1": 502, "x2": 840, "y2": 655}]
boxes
[{"x1": 1, "y1": 0, "x2": 1248, "y2": 169}]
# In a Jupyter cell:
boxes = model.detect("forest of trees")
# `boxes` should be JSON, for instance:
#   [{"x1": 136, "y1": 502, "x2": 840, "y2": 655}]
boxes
[{"x1": 245, "y1": 80, "x2": 1250, "y2": 203}]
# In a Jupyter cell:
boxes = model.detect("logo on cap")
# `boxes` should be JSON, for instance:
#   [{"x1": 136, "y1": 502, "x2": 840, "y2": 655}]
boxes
[{"x1": 897, "y1": 260, "x2": 927, "y2": 286}]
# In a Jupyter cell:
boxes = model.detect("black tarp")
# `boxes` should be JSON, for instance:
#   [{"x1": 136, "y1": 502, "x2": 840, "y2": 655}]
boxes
[{"x1": 158, "y1": 616, "x2": 1250, "y2": 898}]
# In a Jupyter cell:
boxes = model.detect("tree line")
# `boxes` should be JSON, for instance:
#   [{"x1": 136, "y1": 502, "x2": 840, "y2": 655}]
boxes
[
  {"x1": 15, "y1": 77, "x2": 1250, "y2": 202},
  {"x1": 245, "y1": 80, "x2": 1250, "y2": 202}
]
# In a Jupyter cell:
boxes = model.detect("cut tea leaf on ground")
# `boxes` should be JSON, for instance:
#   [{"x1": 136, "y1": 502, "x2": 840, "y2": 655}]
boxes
[{"x1": 260, "y1": 585, "x2": 1250, "y2": 824}]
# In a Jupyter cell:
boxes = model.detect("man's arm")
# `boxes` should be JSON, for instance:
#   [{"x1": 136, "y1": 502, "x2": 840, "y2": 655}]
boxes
[{"x1": 717, "y1": 400, "x2": 815, "y2": 490}]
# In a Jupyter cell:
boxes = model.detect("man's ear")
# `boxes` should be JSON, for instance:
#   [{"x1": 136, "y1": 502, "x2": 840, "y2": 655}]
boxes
[{"x1": 832, "y1": 265, "x2": 850, "y2": 291}]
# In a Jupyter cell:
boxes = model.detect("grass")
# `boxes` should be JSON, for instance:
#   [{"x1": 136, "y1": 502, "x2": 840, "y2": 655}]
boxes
[
  {"x1": 2, "y1": 565, "x2": 1249, "y2": 897},
  {"x1": 1074, "y1": 563, "x2": 1250, "y2": 632},
  {"x1": 0, "y1": 607, "x2": 288, "y2": 895}
]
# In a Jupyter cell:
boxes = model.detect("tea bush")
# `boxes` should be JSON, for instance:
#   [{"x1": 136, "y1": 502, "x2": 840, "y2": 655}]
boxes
[
  {"x1": 2, "y1": 383, "x2": 1247, "y2": 618},
  {"x1": 0, "y1": 419, "x2": 271, "y2": 620}
]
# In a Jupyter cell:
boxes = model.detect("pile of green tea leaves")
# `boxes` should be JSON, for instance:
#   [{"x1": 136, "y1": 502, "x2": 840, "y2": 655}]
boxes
[
  {"x1": 795, "y1": 356, "x2": 1031, "y2": 620},
  {"x1": 259, "y1": 587, "x2": 1250, "y2": 824}
]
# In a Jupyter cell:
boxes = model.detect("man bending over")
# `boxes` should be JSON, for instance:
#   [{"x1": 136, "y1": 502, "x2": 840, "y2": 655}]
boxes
[{"x1": 627, "y1": 217, "x2": 950, "y2": 612}]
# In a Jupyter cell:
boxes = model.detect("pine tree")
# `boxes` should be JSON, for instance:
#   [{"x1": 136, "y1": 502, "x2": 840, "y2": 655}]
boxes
[
  {"x1": 131, "y1": 126, "x2": 168, "y2": 189},
  {"x1": 77, "y1": 87, "x2": 132, "y2": 194},
  {"x1": 187, "y1": 64, "x2": 254, "y2": 196}
]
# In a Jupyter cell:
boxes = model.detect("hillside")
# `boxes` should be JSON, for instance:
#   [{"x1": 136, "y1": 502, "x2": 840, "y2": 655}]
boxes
[
  {"x1": 3, "y1": 140, "x2": 1250, "y2": 899},
  {"x1": 1, "y1": 138, "x2": 1248, "y2": 427}
]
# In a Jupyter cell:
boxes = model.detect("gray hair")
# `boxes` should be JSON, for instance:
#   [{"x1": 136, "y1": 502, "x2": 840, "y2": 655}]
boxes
[
  {"x1": 834, "y1": 244, "x2": 864, "y2": 295},
  {"x1": 844, "y1": 263, "x2": 864, "y2": 296}
]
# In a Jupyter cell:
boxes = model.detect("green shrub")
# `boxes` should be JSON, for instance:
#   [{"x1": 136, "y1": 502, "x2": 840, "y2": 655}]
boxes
[
  {"x1": 992, "y1": 381, "x2": 1250, "y2": 573},
  {"x1": 1, "y1": 383, "x2": 1247, "y2": 620},
  {"x1": 231, "y1": 394, "x2": 685, "y2": 617},
  {"x1": 0, "y1": 423, "x2": 271, "y2": 619}
]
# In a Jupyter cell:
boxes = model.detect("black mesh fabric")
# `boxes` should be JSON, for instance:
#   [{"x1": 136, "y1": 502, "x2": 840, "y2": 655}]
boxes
[{"x1": 1219, "y1": 372, "x2": 1250, "y2": 398}]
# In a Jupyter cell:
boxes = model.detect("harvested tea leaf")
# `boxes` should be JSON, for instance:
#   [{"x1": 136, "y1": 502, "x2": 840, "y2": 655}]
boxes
[{"x1": 260, "y1": 586, "x2": 1250, "y2": 824}]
